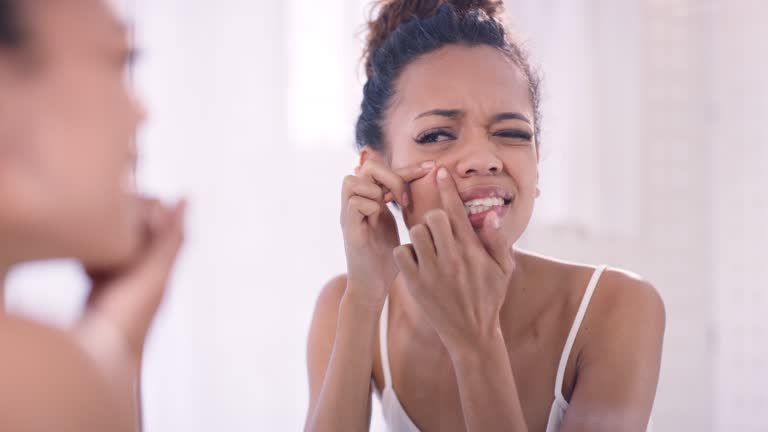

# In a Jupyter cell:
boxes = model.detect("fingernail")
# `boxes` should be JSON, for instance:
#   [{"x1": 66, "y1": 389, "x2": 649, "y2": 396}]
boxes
[
  {"x1": 421, "y1": 161, "x2": 435, "y2": 169},
  {"x1": 437, "y1": 168, "x2": 449, "y2": 181},
  {"x1": 401, "y1": 192, "x2": 410, "y2": 207}
]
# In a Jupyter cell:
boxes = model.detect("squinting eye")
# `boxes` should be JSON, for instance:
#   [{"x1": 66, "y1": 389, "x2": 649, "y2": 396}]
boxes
[
  {"x1": 415, "y1": 130, "x2": 455, "y2": 144},
  {"x1": 495, "y1": 130, "x2": 533, "y2": 141}
]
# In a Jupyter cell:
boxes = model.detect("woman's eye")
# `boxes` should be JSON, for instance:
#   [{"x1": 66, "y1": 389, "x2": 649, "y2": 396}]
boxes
[
  {"x1": 415, "y1": 130, "x2": 455, "y2": 144},
  {"x1": 495, "y1": 130, "x2": 533, "y2": 141}
]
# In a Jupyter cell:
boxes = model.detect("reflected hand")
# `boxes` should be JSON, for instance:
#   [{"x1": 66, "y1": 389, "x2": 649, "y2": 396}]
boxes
[{"x1": 75, "y1": 197, "x2": 186, "y2": 373}]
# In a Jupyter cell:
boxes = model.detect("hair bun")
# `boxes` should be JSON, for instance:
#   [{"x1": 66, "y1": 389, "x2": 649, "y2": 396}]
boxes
[{"x1": 363, "y1": 0, "x2": 505, "y2": 77}]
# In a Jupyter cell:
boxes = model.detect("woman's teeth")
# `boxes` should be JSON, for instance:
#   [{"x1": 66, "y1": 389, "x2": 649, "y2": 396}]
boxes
[{"x1": 463, "y1": 197, "x2": 505, "y2": 215}]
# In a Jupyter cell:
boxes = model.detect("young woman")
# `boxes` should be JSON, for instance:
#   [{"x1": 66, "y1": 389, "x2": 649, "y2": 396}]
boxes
[
  {"x1": 0, "y1": 1, "x2": 185, "y2": 431},
  {"x1": 306, "y1": 1, "x2": 665, "y2": 431}
]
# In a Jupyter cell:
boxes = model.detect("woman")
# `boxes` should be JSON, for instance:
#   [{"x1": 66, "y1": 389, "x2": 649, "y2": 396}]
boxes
[
  {"x1": 0, "y1": 1, "x2": 184, "y2": 431},
  {"x1": 306, "y1": 1, "x2": 664, "y2": 431}
]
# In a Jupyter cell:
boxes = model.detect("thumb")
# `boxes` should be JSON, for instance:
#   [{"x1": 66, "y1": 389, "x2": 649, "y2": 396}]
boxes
[
  {"x1": 131, "y1": 199, "x2": 187, "y2": 293},
  {"x1": 479, "y1": 212, "x2": 513, "y2": 274},
  {"x1": 122, "y1": 200, "x2": 186, "y2": 332}
]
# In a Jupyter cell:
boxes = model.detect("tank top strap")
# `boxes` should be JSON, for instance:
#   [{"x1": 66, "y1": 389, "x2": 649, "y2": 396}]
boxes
[
  {"x1": 379, "y1": 296, "x2": 393, "y2": 389},
  {"x1": 553, "y1": 265, "x2": 607, "y2": 402}
]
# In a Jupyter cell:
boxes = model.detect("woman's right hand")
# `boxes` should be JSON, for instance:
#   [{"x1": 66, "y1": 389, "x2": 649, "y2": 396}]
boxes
[
  {"x1": 340, "y1": 159, "x2": 434, "y2": 307},
  {"x1": 76, "y1": 198, "x2": 186, "y2": 374}
]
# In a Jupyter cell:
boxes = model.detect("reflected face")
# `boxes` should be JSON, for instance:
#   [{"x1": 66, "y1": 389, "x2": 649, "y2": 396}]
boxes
[
  {"x1": 379, "y1": 44, "x2": 539, "y2": 244},
  {"x1": 0, "y1": 0, "x2": 145, "y2": 267}
]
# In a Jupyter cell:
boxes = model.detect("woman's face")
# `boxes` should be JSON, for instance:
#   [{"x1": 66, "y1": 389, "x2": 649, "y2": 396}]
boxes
[
  {"x1": 0, "y1": 0, "x2": 144, "y2": 268},
  {"x1": 375, "y1": 44, "x2": 539, "y2": 245}
]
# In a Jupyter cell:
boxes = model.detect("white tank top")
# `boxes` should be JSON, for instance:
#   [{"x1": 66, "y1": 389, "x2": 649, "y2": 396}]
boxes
[{"x1": 377, "y1": 265, "x2": 612, "y2": 432}]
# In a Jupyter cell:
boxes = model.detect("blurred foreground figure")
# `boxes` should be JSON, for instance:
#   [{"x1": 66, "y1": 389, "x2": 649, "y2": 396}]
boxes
[{"x1": 0, "y1": 1, "x2": 185, "y2": 431}]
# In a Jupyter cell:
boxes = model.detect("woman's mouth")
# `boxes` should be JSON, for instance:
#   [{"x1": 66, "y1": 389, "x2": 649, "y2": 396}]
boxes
[{"x1": 460, "y1": 187, "x2": 514, "y2": 230}]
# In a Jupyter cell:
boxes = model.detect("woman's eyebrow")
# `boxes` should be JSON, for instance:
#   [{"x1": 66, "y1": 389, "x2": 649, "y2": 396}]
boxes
[
  {"x1": 414, "y1": 109, "x2": 464, "y2": 120},
  {"x1": 413, "y1": 109, "x2": 531, "y2": 125},
  {"x1": 493, "y1": 112, "x2": 531, "y2": 124}
]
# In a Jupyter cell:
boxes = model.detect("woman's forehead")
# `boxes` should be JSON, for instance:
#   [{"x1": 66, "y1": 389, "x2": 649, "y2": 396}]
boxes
[{"x1": 392, "y1": 44, "x2": 533, "y2": 120}]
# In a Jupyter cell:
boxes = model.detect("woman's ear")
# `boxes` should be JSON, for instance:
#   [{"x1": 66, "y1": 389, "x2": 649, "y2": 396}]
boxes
[{"x1": 358, "y1": 146, "x2": 387, "y2": 168}]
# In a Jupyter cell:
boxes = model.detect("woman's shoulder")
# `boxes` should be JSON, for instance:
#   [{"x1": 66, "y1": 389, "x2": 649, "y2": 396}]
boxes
[
  {"x1": 0, "y1": 315, "x2": 126, "y2": 430},
  {"x1": 518, "y1": 251, "x2": 664, "y2": 315},
  {"x1": 534, "y1": 254, "x2": 666, "y2": 352},
  {"x1": 316, "y1": 274, "x2": 348, "y2": 308},
  {"x1": 516, "y1": 252, "x2": 665, "y2": 346}
]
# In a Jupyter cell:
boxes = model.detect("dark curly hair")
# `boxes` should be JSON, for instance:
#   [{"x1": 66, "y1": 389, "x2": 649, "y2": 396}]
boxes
[{"x1": 356, "y1": 0, "x2": 541, "y2": 152}]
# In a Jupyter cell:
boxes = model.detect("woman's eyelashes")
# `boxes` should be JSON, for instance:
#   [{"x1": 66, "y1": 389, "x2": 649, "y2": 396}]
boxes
[
  {"x1": 414, "y1": 128, "x2": 455, "y2": 144},
  {"x1": 494, "y1": 129, "x2": 533, "y2": 143},
  {"x1": 414, "y1": 128, "x2": 533, "y2": 145}
]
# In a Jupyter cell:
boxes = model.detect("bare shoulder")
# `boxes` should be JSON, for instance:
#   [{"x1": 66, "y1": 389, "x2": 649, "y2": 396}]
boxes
[
  {"x1": 520, "y1": 250, "x2": 665, "y2": 324},
  {"x1": 0, "y1": 316, "x2": 127, "y2": 431},
  {"x1": 577, "y1": 266, "x2": 666, "y2": 366},
  {"x1": 306, "y1": 273, "x2": 349, "y2": 369},
  {"x1": 592, "y1": 267, "x2": 665, "y2": 327},
  {"x1": 516, "y1": 251, "x2": 665, "y2": 347},
  {"x1": 307, "y1": 274, "x2": 349, "y2": 362},
  {"x1": 313, "y1": 274, "x2": 348, "y2": 316}
]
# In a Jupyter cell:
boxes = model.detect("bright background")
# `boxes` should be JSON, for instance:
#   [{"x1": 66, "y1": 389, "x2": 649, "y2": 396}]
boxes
[{"x1": 5, "y1": 0, "x2": 768, "y2": 431}]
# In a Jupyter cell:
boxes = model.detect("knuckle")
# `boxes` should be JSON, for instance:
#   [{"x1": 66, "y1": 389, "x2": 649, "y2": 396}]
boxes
[
  {"x1": 347, "y1": 196, "x2": 364, "y2": 213},
  {"x1": 373, "y1": 186, "x2": 385, "y2": 201},
  {"x1": 409, "y1": 224, "x2": 426, "y2": 238},
  {"x1": 443, "y1": 252, "x2": 462, "y2": 269},
  {"x1": 342, "y1": 175, "x2": 356, "y2": 189},
  {"x1": 424, "y1": 209, "x2": 448, "y2": 226},
  {"x1": 361, "y1": 159, "x2": 379, "y2": 173}
]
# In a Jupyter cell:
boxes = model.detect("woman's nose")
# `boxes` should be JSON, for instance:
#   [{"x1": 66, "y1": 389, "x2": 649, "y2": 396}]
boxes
[{"x1": 455, "y1": 145, "x2": 503, "y2": 177}]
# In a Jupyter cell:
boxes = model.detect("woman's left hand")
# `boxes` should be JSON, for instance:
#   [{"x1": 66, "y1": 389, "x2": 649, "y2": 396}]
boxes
[{"x1": 393, "y1": 167, "x2": 515, "y2": 358}]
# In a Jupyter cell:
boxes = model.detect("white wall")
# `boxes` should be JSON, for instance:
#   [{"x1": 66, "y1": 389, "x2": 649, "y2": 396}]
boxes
[
  {"x1": 5, "y1": 1, "x2": 767, "y2": 431},
  {"x1": 709, "y1": 1, "x2": 768, "y2": 430}
]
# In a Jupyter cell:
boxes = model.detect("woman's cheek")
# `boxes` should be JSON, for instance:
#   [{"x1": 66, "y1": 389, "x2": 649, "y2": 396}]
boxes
[{"x1": 405, "y1": 174, "x2": 440, "y2": 225}]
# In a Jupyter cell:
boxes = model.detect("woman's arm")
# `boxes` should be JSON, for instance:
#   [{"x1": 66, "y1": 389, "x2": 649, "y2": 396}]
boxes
[
  {"x1": 305, "y1": 160, "x2": 434, "y2": 431},
  {"x1": 305, "y1": 275, "x2": 379, "y2": 432},
  {"x1": 560, "y1": 274, "x2": 665, "y2": 432},
  {"x1": 450, "y1": 330, "x2": 528, "y2": 431}
]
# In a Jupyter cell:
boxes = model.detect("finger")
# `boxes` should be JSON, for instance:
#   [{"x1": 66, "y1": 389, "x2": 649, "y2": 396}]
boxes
[
  {"x1": 94, "y1": 199, "x2": 186, "y2": 352},
  {"x1": 131, "y1": 200, "x2": 186, "y2": 300},
  {"x1": 436, "y1": 167, "x2": 478, "y2": 244},
  {"x1": 359, "y1": 160, "x2": 434, "y2": 207},
  {"x1": 342, "y1": 175, "x2": 384, "y2": 202},
  {"x1": 409, "y1": 224, "x2": 437, "y2": 267},
  {"x1": 423, "y1": 210, "x2": 458, "y2": 260},
  {"x1": 392, "y1": 160, "x2": 436, "y2": 183},
  {"x1": 393, "y1": 244, "x2": 418, "y2": 277},
  {"x1": 479, "y1": 211, "x2": 513, "y2": 273},
  {"x1": 383, "y1": 191, "x2": 397, "y2": 204},
  {"x1": 347, "y1": 196, "x2": 383, "y2": 226}
]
